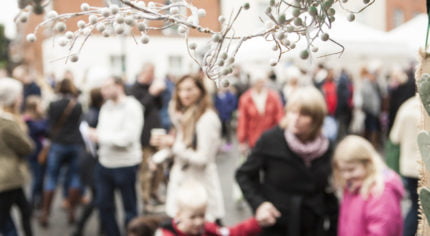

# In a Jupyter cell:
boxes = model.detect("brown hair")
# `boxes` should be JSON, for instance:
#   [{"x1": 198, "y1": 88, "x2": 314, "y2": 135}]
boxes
[
  {"x1": 127, "y1": 215, "x2": 170, "y2": 236},
  {"x1": 24, "y1": 95, "x2": 44, "y2": 119},
  {"x1": 55, "y1": 78, "x2": 79, "y2": 96},
  {"x1": 280, "y1": 86, "x2": 327, "y2": 141},
  {"x1": 89, "y1": 88, "x2": 104, "y2": 109},
  {"x1": 169, "y1": 75, "x2": 212, "y2": 148}
]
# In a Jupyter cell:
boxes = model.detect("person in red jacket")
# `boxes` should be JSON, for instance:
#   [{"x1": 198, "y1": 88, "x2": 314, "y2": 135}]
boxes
[
  {"x1": 237, "y1": 69, "x2": 284, "y2": 154},
  {"x1": 128, "y1": 180, "x2": 266, "y2": 236}
]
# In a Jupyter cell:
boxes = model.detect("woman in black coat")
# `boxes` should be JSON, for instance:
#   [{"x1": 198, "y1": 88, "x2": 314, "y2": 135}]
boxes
[{"x1": 236, "y1": 86, "x2": 338, "y2": 236}]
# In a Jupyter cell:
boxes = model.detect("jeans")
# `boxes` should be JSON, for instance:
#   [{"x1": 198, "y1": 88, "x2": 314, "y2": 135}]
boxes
[
  {"x1": 44, "y1": 143, "x2": 82, "y2": 191},
  {"x1": 96, "y1": 163, "x2": 138, "y2": 236},
  {"x1": 403, "y1": 177, "x2": 418, "y2": 236},
  {"x1": 28, "y1": 159, "x2": 45, "y2": 206}
]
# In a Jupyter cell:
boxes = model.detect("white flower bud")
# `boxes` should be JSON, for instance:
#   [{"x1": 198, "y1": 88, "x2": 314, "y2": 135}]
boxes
[
  {"x1": 276, "y1": 32, "x2": 285, "y2": 40},
  {"x1": 96, "y1": 23, "x2": 106, "y2": 32},
  {"x1": 217, "y1": 60, "x2": 225, "y2": 67},
  {"x1": 89, "y1": 15, "x2": 98, "y2": 24},
  {"x1": 321, "y1": 33, "x2": 329, "y2": 41},
  {"x1": 26, "y1": 33, "x2": 36, "y2": 43},
  {"x1": 212, "y1": 33, "x2": 222, "y2": 42},
  {"x1": 101, "y1": 8, "x2": 111, "y2": 17},
  {"x1": 300, "y1": 50, "x2": 309, "y2": 59},
  {"x1": 58, "y1": 37, "x2": 68, "y2": 47},
  {"x1": 178, "y1": 25, "x2": 188, "y2": 34},
  {"x1": 115, "y1": 24, "x2": 125, "y2": 34},
  {"x1": 55, "y1": 22, "x2": 67, "y2": 33},
  {"x1": 137, "y1": 22, "x2": 147, "y2": 31},
  {"x1": 110, "y1": 4, "x2": 119, "y2": 15},
  {"x1": 77, "y1": 20, "x2": 86, "y2": 29},
  {"x1": 116, "y1": 15, "x2": 124, "y2": 24},
  {"x1": 170, "y1": 7, "x2": 179, "y2": 15},
  {"x1": 220, "y1": 52, "x2": 228, "y2": 60},
  {"x1": 197, "y1": 9, "x2": 206, "y2": 18},
  {"x1": 218, "y1": 15, "x2": 226, "y2": 24},
  {"x1": 290, "y1": 43, "x2": 296, "y2": 49},
  {"x1": 270, "y1": 59, "x2": 277, "y2": 66},
  {"x1": 70, "y1": 54, "x2": 79, "y2": 62},
  {"x1": 312, "y1": 47, "x2": 319, "y2": 52},
  {"x1": 81, "y1": 3, "x2": 90, "y2": 11},
  {"x1": 140, "y1": 34, "x2": 149, "y2": 44},
  {"x1": 347, "y1": 13, "x2": 355, "y2": 22},
  {"x1": 272, "y1": 44, "x2": 278, "y2": 51},
  {"x1": 227, "y1": 57, "x2": 235, "y2": 65},
  {"x1": 125, "y1": 16, "x2": 135, "y2": 25},
  {"x1": 189, "y1": 42, "x2": 197, "y2": 50},
  {"x1": 103, "y1": 30, "x2": 111, "y2": 37},
  {"x1": 19, "y1": 13, "x2": 29, "y2": 23},
  {"x1": 65, "y1": 31, "x2": 74, "y2": 39},
  {"x1": 47, "y1": 10, "x2": 58, "y2": 19},
  {"x1": 221, "y1": 68, "x2": 230, "y2": 76},
  {"x1": 221, "y1": 78, "x2": 230, "y2": 88}
]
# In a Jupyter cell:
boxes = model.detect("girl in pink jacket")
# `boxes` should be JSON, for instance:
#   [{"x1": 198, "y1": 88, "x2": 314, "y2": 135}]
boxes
[{"x1": 333, "y1": 135, "x2": 404, "y2": 236}]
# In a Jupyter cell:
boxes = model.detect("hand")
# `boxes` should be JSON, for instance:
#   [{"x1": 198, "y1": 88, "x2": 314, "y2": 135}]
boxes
[
  {"x1": 255, "y1": 202, "x2": 281, "y2": 227},
  {"x1": 239, "y1": 143, "x2": 249, "y2": 155},
  {"x1": 87, "y1": 128, "x2": 98, "y2": 143},
  {"x1": 149, "y1": 81, "x2": 165, "y2": 96},
  {"x1": 150, "y1": 134, "x2": 174, "y2": 149}
]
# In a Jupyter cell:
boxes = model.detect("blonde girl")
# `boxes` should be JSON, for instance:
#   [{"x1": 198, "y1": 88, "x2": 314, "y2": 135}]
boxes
[{"x1": 333, "y1": 135, "x2": 404, "y2": 236}]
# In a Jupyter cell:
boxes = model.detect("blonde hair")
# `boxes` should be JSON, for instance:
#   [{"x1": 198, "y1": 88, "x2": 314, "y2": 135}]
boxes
[
  {"x1": 280, "y1": 86, "x2": 327, "y2": 140},
  {"x1": 169, "y1": 75, "x2": 212, "y2": 148},
  {"x1": 332, "y1": 135, "x2": 385, "y2": 198},
  {"x1": 175, "y1": 179, "x2": 208, "y2": 214}
]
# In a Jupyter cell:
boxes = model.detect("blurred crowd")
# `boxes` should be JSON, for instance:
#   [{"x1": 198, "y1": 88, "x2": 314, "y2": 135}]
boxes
[{"x1": 0, "y1": 60, "x2": 420, "y2": 236}]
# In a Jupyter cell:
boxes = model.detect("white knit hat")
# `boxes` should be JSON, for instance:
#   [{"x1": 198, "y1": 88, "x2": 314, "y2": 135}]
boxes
[{"x1": 0, "y1": 77, "x2": 23, "y2": 107}]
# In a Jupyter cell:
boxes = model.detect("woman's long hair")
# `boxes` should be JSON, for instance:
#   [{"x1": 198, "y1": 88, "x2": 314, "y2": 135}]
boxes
[
  {"x1": 168, "y1": 74, "x2": 212, "y2": 148},
  {"x1": 332, "y1": 135, "x2": 385, "y2": 198}
]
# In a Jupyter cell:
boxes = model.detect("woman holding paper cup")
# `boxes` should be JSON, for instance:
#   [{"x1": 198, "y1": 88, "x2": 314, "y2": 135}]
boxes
[{"x1": 150, "y1": 74, "x2": 225, "y2": 223}]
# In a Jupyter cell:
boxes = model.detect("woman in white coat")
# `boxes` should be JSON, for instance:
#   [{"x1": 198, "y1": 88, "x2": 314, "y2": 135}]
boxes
[{"x1": 151, "y1": 74, "x2": 225, "y2": 222}]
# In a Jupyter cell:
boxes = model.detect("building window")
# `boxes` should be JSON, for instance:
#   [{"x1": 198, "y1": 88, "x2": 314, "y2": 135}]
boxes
[
  {"x1": 392, "y1": 8, "x2": 404, "y2": 28},
  {"x1": 110, "y1": 54, "x2": 126, "y2": 75},
  {"x1": 168, "y1": 55, "x2": 183, "y2": 75}
]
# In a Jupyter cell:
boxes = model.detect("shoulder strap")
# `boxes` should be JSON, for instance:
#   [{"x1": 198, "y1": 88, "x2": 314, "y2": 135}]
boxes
[{"x1": 51, "y1": 99, "x2": 77, "y2": 136}]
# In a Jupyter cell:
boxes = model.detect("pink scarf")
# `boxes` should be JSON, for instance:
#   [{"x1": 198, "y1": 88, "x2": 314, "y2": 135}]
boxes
[{"x1": 284, "y1": 130, "x2": 329, "y2": 167}]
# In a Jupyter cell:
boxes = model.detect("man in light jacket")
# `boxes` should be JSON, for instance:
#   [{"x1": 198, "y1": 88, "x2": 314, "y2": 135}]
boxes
[{"x1": 88, "y1": 76, "x2": 144, "y2": 236}]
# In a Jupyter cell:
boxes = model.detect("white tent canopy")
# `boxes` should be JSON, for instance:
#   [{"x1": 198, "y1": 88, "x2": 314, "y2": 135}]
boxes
[
  {"x1": 235, "y1": 15, "x2": 404, "y2": 65},
  {"x1": 387, "y1": 14, "x2": 428, "y2": 55}
]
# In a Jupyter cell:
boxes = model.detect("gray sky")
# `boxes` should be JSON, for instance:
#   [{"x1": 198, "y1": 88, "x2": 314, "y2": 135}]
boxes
[{"x1": 0, "y1": 1, "x2": 19, "y2": 38}]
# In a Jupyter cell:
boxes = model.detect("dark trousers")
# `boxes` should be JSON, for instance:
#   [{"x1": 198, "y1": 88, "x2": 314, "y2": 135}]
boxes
[
  {"x1": 0, "y1": 188, "x2": 33, "y2": 236},
  {"x1": 96, "y1": 163, "x2": 138, "y2": 236},
  {"x1": 403, "y1": 177, "x2": 418, "y2": 236}
]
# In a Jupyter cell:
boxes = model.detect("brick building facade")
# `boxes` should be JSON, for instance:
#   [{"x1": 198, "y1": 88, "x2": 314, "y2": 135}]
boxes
[{"x1": 386, "y1": 0, "x2": 426, "y2": 30}]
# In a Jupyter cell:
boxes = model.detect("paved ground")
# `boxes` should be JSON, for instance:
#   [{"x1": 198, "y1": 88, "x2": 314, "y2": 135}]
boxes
[{"x1": 12, "y1": 140, "x2": 252, "y2": 236}]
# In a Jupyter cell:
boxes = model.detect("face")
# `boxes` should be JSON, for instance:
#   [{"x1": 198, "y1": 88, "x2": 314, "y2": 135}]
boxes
[
  {"x1": 101, "y1": 79, "x2": 118, "y2": 101},
  {"x1": 286, "y1": 107, "x2": 313, "y2": 140},
  {"x1": 138, "y1": 65, "x2": 154, "y2": 84},
  {"x1": 337, "y1": 160, "x2": 367, "y2": 192},
  {"x1": 177, "y1": 78, "x2": 202, "y2": 108},
  {"x1": 176, "y1": 205, "x2": 206, "y2": 235}
]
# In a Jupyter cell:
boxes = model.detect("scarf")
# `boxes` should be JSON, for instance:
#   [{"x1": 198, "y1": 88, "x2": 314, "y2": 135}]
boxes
[{"x1": 284, "y1": 130, "x2": 329, "y2": 167}]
